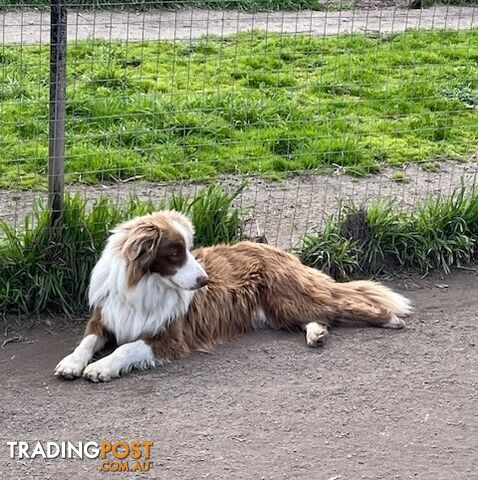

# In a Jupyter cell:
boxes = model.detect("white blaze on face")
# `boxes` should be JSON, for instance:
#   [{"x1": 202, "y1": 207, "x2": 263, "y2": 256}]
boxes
[
  {"x1": 172, "y1": 219, "x2": 194, "y2": 249},
  {"x1": 169, "y1": 250, "x2": 208, "y2": 290}
]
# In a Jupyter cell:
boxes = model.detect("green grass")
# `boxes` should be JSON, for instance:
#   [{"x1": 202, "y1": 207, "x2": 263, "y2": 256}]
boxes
[
  {"x1": 298, "y1": 183, "x2": 478, "y2": 279},
  {"x1": 0, "y1": 183, "x2": 246, "y2": 315},
  {"x1": 391, "y1": 171, "x2": 409, "y2": 183},
  {"x1": 0, "y1": 29, "x2": 477, "y2": 188}
]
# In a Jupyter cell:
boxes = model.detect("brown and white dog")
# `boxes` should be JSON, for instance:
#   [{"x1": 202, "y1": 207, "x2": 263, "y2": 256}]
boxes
[{"x1": 55, "y1": 210, "x2": 412, "y2": 382}]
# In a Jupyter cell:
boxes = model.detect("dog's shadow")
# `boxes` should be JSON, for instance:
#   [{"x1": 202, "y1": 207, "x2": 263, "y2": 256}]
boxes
[
  {"x1": 92, "y1": 339, "x2": 118, "y2": 362},
  {"x1": 91, "y1": 326, "x2": 318, "y2": 363}
]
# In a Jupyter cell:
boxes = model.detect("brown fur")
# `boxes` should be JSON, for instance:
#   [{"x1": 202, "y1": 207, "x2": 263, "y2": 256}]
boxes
[
  {"x1": 137, "y1": 241, "x2": 400, "y2": 362},
  {"x1": 84, "y1": 307, "x2": 110, "y2": 340},
  {"x1": 114, "y1": 215, "x2": 188, "y2": 288}
]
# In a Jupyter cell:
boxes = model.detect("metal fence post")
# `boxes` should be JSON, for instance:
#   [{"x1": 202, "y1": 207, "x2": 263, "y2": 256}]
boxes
[{"x1": 48, "y1": 0, "x2": 67, "y2": 223}]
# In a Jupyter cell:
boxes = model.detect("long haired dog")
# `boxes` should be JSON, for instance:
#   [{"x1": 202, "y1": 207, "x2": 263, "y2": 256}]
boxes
[{"x1": 55, "y1": 211, "x2": 411, "y2": 382}]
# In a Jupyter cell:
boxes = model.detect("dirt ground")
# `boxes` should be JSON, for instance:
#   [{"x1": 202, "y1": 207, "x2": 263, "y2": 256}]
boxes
[
  {"x1": 0, "y1": 270, "x2": 477, "y2": 479},
  {"x1": 1, "y1": 5, "x2": 477, "y2": 44}
]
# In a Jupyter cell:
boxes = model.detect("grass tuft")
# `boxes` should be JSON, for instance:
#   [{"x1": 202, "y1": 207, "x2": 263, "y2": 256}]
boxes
[
  {"x1": 0, "y1": 184, "x2": 246, "y2": 316},
  {"x1": 298, "y1": 183, "x2": 478, "y2": 278},
  {"x1": 391, "y1": 171, "x2": 409, "y2": 183}
]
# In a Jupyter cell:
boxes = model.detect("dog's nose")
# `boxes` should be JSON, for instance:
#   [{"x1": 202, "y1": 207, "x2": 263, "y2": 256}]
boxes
[{"x1": 196, "y1": 275, "x2": 209, "y2": 288}]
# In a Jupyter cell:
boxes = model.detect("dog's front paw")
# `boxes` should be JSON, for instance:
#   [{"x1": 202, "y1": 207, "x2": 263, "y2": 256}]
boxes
[
  {"x1": 54, "y1": 353, "x2": 88, "y2": 379},
  {"x1": 83, "y1": 357, "x2": 120, "y2": 383}
]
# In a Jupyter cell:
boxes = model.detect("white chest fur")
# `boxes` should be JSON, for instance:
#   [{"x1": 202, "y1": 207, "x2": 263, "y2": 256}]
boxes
[{"x1": 88, "y1": 241, "x2": 194, "y2": 345}]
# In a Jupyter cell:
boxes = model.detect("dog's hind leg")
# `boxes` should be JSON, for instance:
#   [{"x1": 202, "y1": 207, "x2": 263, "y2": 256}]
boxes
[
  {"x1": 303, "y1": 322, "x2": 329, "y2": 347},
  {"x1": 382, "y1": 314, "x2": 406, "y2": 329}
]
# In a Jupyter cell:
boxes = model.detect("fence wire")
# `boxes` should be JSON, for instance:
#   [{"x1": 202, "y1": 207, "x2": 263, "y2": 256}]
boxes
[{"x1": 1, "y1": 1, "x2": 477, "y2": 249}]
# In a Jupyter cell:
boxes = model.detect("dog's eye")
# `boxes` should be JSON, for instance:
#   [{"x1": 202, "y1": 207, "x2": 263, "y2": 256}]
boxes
[{"x1": 170, "y1": 250, "x2": 179, "y2": 257}]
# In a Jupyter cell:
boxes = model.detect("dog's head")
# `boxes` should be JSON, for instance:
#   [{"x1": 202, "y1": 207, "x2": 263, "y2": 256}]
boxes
[{"x1": 113, "y1": 210, "x2": 209, "y2": 291}]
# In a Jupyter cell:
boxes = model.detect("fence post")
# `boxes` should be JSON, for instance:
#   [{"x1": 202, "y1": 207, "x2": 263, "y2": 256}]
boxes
[{"x1": 48, "y1": 0, "x2": 67, "y2": 223}]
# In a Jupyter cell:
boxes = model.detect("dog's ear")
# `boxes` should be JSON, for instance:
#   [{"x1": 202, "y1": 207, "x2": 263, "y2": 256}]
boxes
[
  {"x1": 121, "y1": 223, "x2": 162, "y2": 263},
  {"x1": 121, "y1": 223, "x2": 163, "y2": 288}
]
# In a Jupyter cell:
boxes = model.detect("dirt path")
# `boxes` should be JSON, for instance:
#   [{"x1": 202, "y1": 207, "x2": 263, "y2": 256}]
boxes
[
  {"x1": 1, "y1": 161, "x2": 477, "y2": 250},
  {"x1": 0, "y1": 270, "x2": 477, "y2": 479},
  {"x1": 1, "y1": 6, "x2": 477, "y2": 44}
]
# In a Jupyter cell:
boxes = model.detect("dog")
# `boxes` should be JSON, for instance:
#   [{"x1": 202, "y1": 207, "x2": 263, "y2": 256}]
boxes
[{"x1": 55, "y1": 210, "x2": 412, "y2": 382}]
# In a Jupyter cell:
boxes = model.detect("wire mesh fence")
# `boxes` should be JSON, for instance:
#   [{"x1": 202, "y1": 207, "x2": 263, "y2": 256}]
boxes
[{"x1": 1, "y1": 0, "x2": 477, "y2": 252}]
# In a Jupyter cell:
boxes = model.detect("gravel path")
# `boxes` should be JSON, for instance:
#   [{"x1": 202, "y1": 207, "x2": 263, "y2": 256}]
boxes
[
  {"x1": 1, "y1": 270, "x2": 477, "y2": 479},
  {"x1": 1, "y1": 6, "x2": 477, "y2": 44}
]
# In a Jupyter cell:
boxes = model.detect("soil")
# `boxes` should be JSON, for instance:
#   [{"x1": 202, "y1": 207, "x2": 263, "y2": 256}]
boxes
[
  {"x1": 1, "y1": 5, "x2": 477, "y2": 44},
  {"x1": 0, "y1": 270, "x2": 477, "y2": 479},
  {"x1": 1, "y1": 161, "x2": 477, "y2": 250}
]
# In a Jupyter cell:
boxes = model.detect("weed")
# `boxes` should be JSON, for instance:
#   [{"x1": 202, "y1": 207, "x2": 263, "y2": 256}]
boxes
[
  {"x1": 421, "y1": 161, "x2": 440, "y2": 172},
  {"x1": 391, "y1": 171, "x2": 410, "y2": 183}
]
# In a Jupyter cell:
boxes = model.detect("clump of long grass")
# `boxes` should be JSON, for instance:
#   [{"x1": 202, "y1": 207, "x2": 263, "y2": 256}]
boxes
[
  {"x1": 169, "y1": 183, "x2": 246, "y2": 245},
  {"x1": 0, "y1": 183, "x2": 246, "y2": 316},
  {"x1": 298, "y1": 184, "x2": 478, "y2": 279}
]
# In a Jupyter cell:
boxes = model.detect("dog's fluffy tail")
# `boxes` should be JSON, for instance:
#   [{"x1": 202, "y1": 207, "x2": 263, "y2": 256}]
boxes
[
  {"x1": 330, "y1": 280, "x2": 412, "y2": 329},
  {"x1": 349, "y1": 280, "x2": 413, "y2": 317}
]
